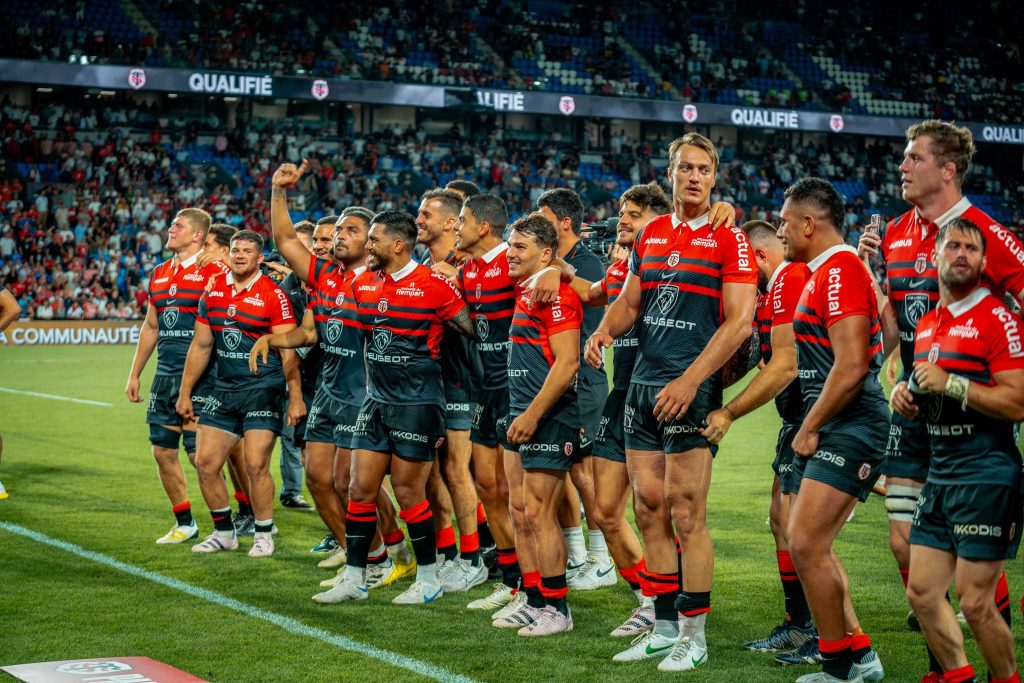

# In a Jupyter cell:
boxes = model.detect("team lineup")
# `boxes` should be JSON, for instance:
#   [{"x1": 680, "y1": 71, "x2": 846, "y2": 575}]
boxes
[{"x1": 111, "y1": 122, "x2": 1024, "y2": 683}]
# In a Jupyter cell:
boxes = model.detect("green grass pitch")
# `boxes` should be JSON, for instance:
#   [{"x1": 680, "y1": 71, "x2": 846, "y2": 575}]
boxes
[{"x1": 0, "y1": 345, "x2": 1020, "y2": 681}]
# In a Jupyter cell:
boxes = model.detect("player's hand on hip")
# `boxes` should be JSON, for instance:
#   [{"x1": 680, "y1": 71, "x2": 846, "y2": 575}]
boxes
[
  {"x1": 271, "y1": 159, "x2": 309, "y2": 190},
  {"x1": 249, "y1": 335, "x2": 272, "y2": 374},
  {"x1": 653, "y1": 375, "x2": 697, "y2": 423},
  {"x1": 507, "y1": 413, "x2": 538, "y2": 445},
  {"x1": 176, "y1": 395, "x2": 195, "y2": 422},
  {"x1": 857, "y1": 231, "x2": 882, "y2": 263},
  {"x1": 792, "y1": 426, "x2": 818, "y2": 458},
  {"x1": 700, "y1": 408, "x2": 733, "y2": 445},
  {"x1": 912, "y1": 362, "x2": 948, "y2": 394},
  {"x1": 584, "y1": 331, "x2": 612, "y2": 369},
  {"x1": 125, "y1": 376, "x2": 142, "y2": 402},
  {"x1": 890, "y1": 381, "x2": 919, "y2": 419},
  {"x1": 288, "y1": 396, "x2": 307, "y2": 426}
]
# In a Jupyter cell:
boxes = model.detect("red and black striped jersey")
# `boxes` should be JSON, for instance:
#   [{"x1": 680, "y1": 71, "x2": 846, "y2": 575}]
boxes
[
  {"x1": 913, "y1": 287, "x2": 1024, "y2": 485},
  {"x1": 599, "y1": 257, "x2": 638, "y2": 391},
  {"x1": 628, "y1": 212, "x2": 757, "y2": 394},
  {"x1": 459, "y1": 242, "x2": 516, "y2": 391},
  {"x1": 352, "y1": 260, "x2": 466, "y2": 407},
  {"x1": 508, "y1": 282, "x2": 582, "y2": 424},
  {"x1": 793, "y1": 245, "x2": 888, "y2": 434},
  {"x1": 197, "y1": 271, "x2": 295, "y2": 390},
  {"x1": 882, "y1": 198, "x2": 1024, "y2": 379},
  {"x1": 149, "y1": 252, "x2": 229, "y2": 376},
  {"x1": 756, "y1": 260, "x2": 809, "y2": 424},
  {"x1": 307, "y1": 254, "x2": 368, "y2": 406},
  {"x1": 428, "y1": 249, "x2": 484, "y2": 397}
]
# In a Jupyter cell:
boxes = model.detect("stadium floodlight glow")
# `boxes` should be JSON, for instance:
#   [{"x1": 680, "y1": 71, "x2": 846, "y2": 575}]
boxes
[
  {"x1": 80, "y1": 56, "x2": 89, "y2": 65},
  {"x1": 168, "y1": 93, "x2": 178, "y2": 99},
  {"x1": 224, "y1": 96, "x2": 239, "y2": 102},
  {"x1": 99, "y1": 90, "x2": 115, "y2": 96},
  {"x1": 36, "y1": 87, "x2": 53, "y2": 93}
]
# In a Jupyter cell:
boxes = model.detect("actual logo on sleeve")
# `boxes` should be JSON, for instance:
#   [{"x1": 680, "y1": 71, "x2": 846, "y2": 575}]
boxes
[
  {"x1": 311, "y1": 79, "x2": 329, "y2": 100},
  {"x1": 559, "y1": 96, "x2": 575, "y2": 115},
  {"x1": 914, "y1": 255, "x2": 928, "y2": 274},
  {"x1": 667, "y1": 252, "x2": 680, "y2": 268},
  {"x1": 682, "y1": 104, "x2": 698, "y2": 123},
  {"x1": 128, "y1": 68, "x2": 146, "y2": 90},
  {"x1": 928, "y1": 341, "x2": 941, "y2": 364},
  {"x1": 475, "y1": 315, "x2": 489, "y2": 341},
  {"x1": 326, "y1": 319, "x2": 343, "y2": 344},
  {"x1": 162, "y1": 307, "x2": 179, "y2": 328},
  {"x1": 373, "y1": 327, "x2": 393, "y2": 352},
  {"x1": 656, "y1": 284, "x2": 679, "y2": 314},
  {"x1": 904, "y1": 293, "x2": 930, "y2": 327},
  {"x1": 223, "y1": 327, "x2": 242, "y2": 350}
]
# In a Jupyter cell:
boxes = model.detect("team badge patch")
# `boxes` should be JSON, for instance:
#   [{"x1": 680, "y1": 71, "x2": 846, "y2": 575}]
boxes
[
  {"x1": 378, "y1": 299, "x2": 388, "y2": 313},
  {"x1": 223, "y1": 328, "x2": 241, "y2": 350},
  {"x1": 904, "y1": 293, "x2": 930, "y2": 327},
  {"x1": 162, "y1": 307, "x2": 179, "y2": 328},
  {"x1": 564, "y1": 442, "x2": 574, "y2": 456},
  {"x1": 326, "y1": 319, "x2": 342, "y2": 344},
  {"x1": 168, "y1": 284, "x2": 177, "y2": 297},
  {"x1": 914, "y1": 255, "x2": 928, "y2": 274},
  {"x1": 928, "y1": 341, "x2": 940, "y2": 364},
  {"x1": 667, "y1": 252, "x2": 680, "y2": 268},
  {"x1": 858, "y1": 463, "x2": 871, "y2": 481},
  {"x1": 372, "y1": 327, "x2": 392, "y2": 352},
  {"x1": 656, "y1": 284, "x2": 679, "y2": 314},
  {"x1": 475, "y1": 284, "x2": 482, "y2": 300},
  {"x1": 475, "y1": 314, "x2": 489, "y2": 341},
  {"x1": 335, "y1": 293, "x2": 344, "y2": 306},
  {"x1": 226, "y1": 304, "x2": 237, "y2": 319}
]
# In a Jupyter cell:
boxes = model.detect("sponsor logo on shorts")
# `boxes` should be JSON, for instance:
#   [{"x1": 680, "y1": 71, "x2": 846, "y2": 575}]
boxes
[
  {"x1": 953, "y1": 523, "x2": 1002, "y2": 538},
  {"x1": 664, "y1": 424, "x2": 699, "y2": 434},
  {"x1": 446, "y1": 402, "x2": 471, "y2": 413},
  {"x1": 522, "y1": 443, "x2": 561, "y2": 453},
  {"x1": 391, "y1": 430, "x2": 428, "y2": 443},
  {"x1": 246, "y1": 410, "x2": 279, "y2": 419},
  {"x1": 814, "y1": 450, "x2": 845, "y2": 467},
  {"x1": 778, "y1": 463, "x2": 793, "y2": 474}
]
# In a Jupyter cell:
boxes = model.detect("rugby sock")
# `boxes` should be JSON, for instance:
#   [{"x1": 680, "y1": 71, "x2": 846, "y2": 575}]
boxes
[
  {"x1": 990, "y1": 673, "x2": 1020, "y2": 683},
  {"x1": 942, "y1": 665, "x2": 976, "y2": 683},
  {"x1": 234, "y1": 491, "x2": 252, "y2": 517},
  {"x1": 995, "y1": 571, "x2": 1011, "y2": 627},
  {"x1": 367, "y1": 542, "x2": 388, "y2": 565},
  {"x1": 677, "y1": 591, "x2": 711, "y2": 648},
  {"x1": 496, "y1": 548, "x2": 522, "y2": 589},
  {"x1": 210, "y1": 507, "x2": 234, "y2": 536},
  {"x1": 400, "y1": 500, "x2": 438, "y2": 579},
  {"x1": 476, "y1": 503, "x2": 495, "y2": 548},
  {"x1": 382, "y1": 529, "x2": 405, "y2": 546},
  {"x1": 436, "y1": 525, "x2": 458, "y2": 562},
  {"x1": 254, "y1": 519, "x2": 273, "y2": 537},
  {"x1": 523, "y1": 571, "x2": 544, "y2": 609},
  {"x1": 561, "y1": 526, "x2": 587, "y2": 565},
  {"x1": 777, "y1": 550, "x2": 812, "y2": 625},
  {"x1": 587, "y1": 529, "x2": 610, "y2": 563},
  {"x1": 619, "y1": 559, "x2": 644, "y2": 602},
  {"x1": 459, "y1": 531, "x2": 481, "y2": 563},
  {"x1": 849, "y1": 631, "x2": 872, "y2": 664},
  {"x1": 818, "y1": 636, "x2": 854, "y2": 680},
  {"x1": 345, "y1": 501, "x2": 378, "y2": 569},
  {"x1": 172, "y1": 501, "x2": 194, "y2": 527},
  {"x1": 540, "y1": 574, "x2": 569, "y2": 616},
  {"x1": 899, "y1": 567, "x2": 910, "y2": 588},
  {"x1": 645, "y1": 570, "x2": 680, "y2": 638}
]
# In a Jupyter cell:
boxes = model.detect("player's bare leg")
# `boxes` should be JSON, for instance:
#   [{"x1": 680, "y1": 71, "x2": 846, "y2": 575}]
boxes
[
  {"x1": 472, "y1": 442, "x2": 514, "y2": 548},
  {"x1": 589, "y1": 456, "x2": 643, "y2": 586},
  {"x1": 493, "y1": 449, "x2": 542, "y2": 628},
  {"x1": 426, "y1": 459, "x2": 458, "y2": 566},
  {"x1": 305, "y1": 440, "x2": 347, "y2": 554},
  {"x1": 192, "y1": 425, "x2": 242, "y2": 552}
]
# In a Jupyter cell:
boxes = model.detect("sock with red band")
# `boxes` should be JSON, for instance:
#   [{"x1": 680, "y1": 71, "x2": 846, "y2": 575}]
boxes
[
  {"x1": 459, "y1": 531, "x2": 481, "y2": 563},
  {"x1": 819, "y1": 636, "x2": 854, "y2": 680},
  {"x1": 777, "y1": 550, "x2": 811, "y2": 625},
  {"x1": 172, "y1": 501, "x2": 194, "y2": 527},
  {"x1": 540, "y1": 574, "x2": 569, "y2": 615},
  {"x1": 942, "y1": 664, "x2": 976, "y2": 683},
  {"x1": 523, "y1": 571, "x2": 544, "y2": 608},
  {"x1": 345, "y1": 501, "x2": 378, "y2": 570},
  {"x1": 234, "y1": 491, "x2": 252, "y2": 517},
  {"x1": 436, "y1": 525, "x2": 457, "y2": 562},
  {"x1": 496, "y1": 548, "x2": 521, "y2": 589},
  {"x1": 476, "y1": 503, "x2": 495, "y2": 548}
]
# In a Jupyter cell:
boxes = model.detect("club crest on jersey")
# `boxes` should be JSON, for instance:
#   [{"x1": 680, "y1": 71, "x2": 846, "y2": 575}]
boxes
[
  {"x1": 227, "y1": 304, "x2": 237, "y2": 319},
  {"x1": 667, "y1": 252, "x2": 680, "y2": 268},
  {"x1": 168, "y1": 284, "x2": 177, "y2": 297},
  {"x1": 335, "y1": 293, "x2": 344, "y2": 306},
  {"x1": 928, "y1": 342, "x2": 941, "y2": 364},
  {"x1": 905, "y1": 293, "x2": 930, "y2": 327},
  {"x1": 857, "y1": 463, "x2": 871, "y2": 481},
  {"x1": 326, "y1": 319, "x2": 343, "y2": 344},
  {"x1": 475, "y1": 314, "x2": 489, "y2": 341},
  {"x1": 656, "y1": 284, "x2": 679, "y2": 314},
  {"x1": 914, "y1": 255, "x2": 928, "y2": 274},
  {"x1": 378, "y1": 299, "x2": 388, "y2": 313},
  {"x1": 373, "y1": 327, "x2": 393, "y2": 352},
  {"x1": 162, "y1": 307, "x2": 179, "y2": 328},
  {"x1": 224, "y1": 327, "x2": 242, "y2": 350},
  {"x1": 475, "y1": 284, "x2": 482, "y2": 300}
]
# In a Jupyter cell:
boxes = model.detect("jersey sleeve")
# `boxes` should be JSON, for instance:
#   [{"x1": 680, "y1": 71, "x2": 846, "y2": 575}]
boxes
[
  {"x1": 197, "y1": 292, "x2": 210, "y2": 326},
  {"x1": 720, "y1": 226, "x2": 758, "y2": 284},
  {"x1": 270, "y1": 285, "x2": 295, "y2": 326},
  {"x1": 432, "y1": 273, "x2": 466, "y2": 321},
  {"x1": 545, "y1": 286, "x2": 583, "y2": 335},
  {"x1": 772, "y1": 265, "x2": 808, "y2": 326},
  {"x1": 308, "y1": 253, "x2": 323, "y2": 288},
  {"x1": 986, "y1": 303, "x2": 1024, "y2": 375},
  {"x1": 982, "y1": 225, "x2": 1024, "y2": 301},
  {"x1": 628, "y1": 229, "x2": 645, "y2": 276},
  {"x1": 824, "y1": 258, "x2": 874, "y2": 328}
]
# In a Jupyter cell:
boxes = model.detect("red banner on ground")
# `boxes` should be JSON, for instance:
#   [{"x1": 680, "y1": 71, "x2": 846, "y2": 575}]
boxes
[{"x1": 1, "y1": 657, "x2": 207, "y2": 682}]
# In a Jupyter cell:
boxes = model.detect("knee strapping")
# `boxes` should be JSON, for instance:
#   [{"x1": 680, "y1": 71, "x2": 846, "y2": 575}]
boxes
[
  {"x1": 149, "y1": 424, "x2": 181, "y2": 450},
  {"x1": 885, "y1": 483, "x2": 923, "y2": 522},
  {"x1": 181, "y1": 430, "x2": 197, "y2": 454}
]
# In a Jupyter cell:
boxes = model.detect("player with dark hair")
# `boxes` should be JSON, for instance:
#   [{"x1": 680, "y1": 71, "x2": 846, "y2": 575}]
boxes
[
  {"x1": 445, "y1": 180, "x2": 482, "y2": 200},
  {"x1": 125, "y1": 207, "x2": 232, "y2": 543},
  {"x1": 901, "y1": 218, "x2": 1024, "y2": 683},
  {"x1": 700, "y1": 220, "x2": 816, "y2": 656},
  {"x1": 0, "y1": 284, "x2": 22, "y2": 499},
  {"x1": 176, "y1": 229, "x2": 304, "y2": 558},
  {"x1": 492, "y1": 212, "x2": 582, "y2": 636},
  {"x1": 585, "y1": 133, "x2": 756, "y2": 672},
  {"x1": 779, "y1": 178, "x2": 885, "y2": 683}
]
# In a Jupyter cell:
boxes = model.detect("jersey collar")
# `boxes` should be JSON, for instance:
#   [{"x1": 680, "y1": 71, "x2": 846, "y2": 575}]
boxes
[
  {"x1": 349, "y1": 265, "x2": 367, "y2": 278},
  {"x1": 766, "y1": 260, "x2": 789, "y2": 293},
  {"x1": 389, "y1": 259, "x2": 418, "y2": 282},
  {"x1": 942, "y1": 286, "x2": 990, "y2": 318},
  {"x1": 480, "y1": 242, "x2": 509, "y2": 264},
  {"x1": 917, "y1": 197, "x2": 972, "y2": 239},
  {"x1": 671, "y1": 212, "x2": 710, "y2": 231},
  {"x1": 807, "y1": 244, "x2": 857, "y2": 273},
  {"x1": 176, "y1": 249, "x2": 201, "y2": 270},
  {"x1": 234, "y1": 271, "x2": 261, "y2": 292}
]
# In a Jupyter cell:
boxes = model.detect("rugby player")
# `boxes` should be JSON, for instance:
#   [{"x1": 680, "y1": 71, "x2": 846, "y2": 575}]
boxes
[
  {"x1": 536, "y1": 188, "x2": 609, "y2": 581},
  {"x1": 125, "y1": 208, "x2": 230, "y2": 543},
  {"x1": 858, "y1": 121, "x2": 1021, "y2": 676},
  {"x1": 779, "y1": 178, "x2": 885, "y2": 683},
  {"x1": 585, "y1": 133, "x2": 757, "y2": 671},
  {"x1": 492, "y1": 212, "x2": 582, "y2": 636},
  {"x1": 901, "y1": 218, "x2": 1024, "y2": 683},
  {"x1": 431, "y1": 194, "x2": 520, "y2": 609},
  {"x1": 176, "y1": 229, "x2": 303, "y2": 558},
  {"x1": 325, "y1": 209, "x2": 474, "y2": 605},
  {"x1": 700, "y1": 221, "x2": 816, "y2": 654},
  {"x1": 0, "y1": 284, "x2": 22, "y2": 499},
  {"x1": 445, "y1": 180, "x2": 482, "y2": 200},
  {"x1": 416, "y1": 189, "x2": 489, "y2": 592}
]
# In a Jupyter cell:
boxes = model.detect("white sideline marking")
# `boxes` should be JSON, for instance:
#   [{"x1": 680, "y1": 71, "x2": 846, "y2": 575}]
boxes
[
  {"x1": 0, "y1": 386, "x2": 112, "y2": 407},
  {"x1": 0, "y1": 522, "x2": 479, "y2": 683}
]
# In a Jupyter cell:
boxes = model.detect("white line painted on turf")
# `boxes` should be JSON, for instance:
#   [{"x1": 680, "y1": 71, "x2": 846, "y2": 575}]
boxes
[
  {"x1": 0, "y1": 522, "x2": 480, "y2": 683},
  {"x1": 0, "y1": 386, "x2": 112, "y2": 407}
]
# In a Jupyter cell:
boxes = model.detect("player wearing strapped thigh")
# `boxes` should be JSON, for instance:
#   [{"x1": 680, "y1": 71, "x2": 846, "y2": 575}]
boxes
[
  {"x1": 324, "y1": 209, "x2": 474, "y2": 606},
  {"x1": 124, "y1": 207, "x2": 230, "y2": 544},
  {"x1": 491, "y1": 213, "x2": 582, "y2": 637},
  {"x1": 0, "y1": 284, "x2": 21, "y2": 500},
  {"x1": 857, "y1": 121, "x2": 1023, "y2": 679},
  {"x1": 432, "y1": 194, "x2": 521, "y2": 610},
  {"x1": 900, "y1": 218, "x2": 1024, "y2": 683},
  {"x1": 699, "y1": 221, "x2": 817, "y2": 655},
  {"x1": 779, "y1": 178, "x2": 886, "y2": 683},
  {"x1": 584, "y1": 133, "x2": 757, "y2": 672},
  {"x1": 416, "y1": 188, "x2": 488, "y2": 592},
  {"x1": 176, "y1": 229, "x2": 304, "y2": 559}
]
